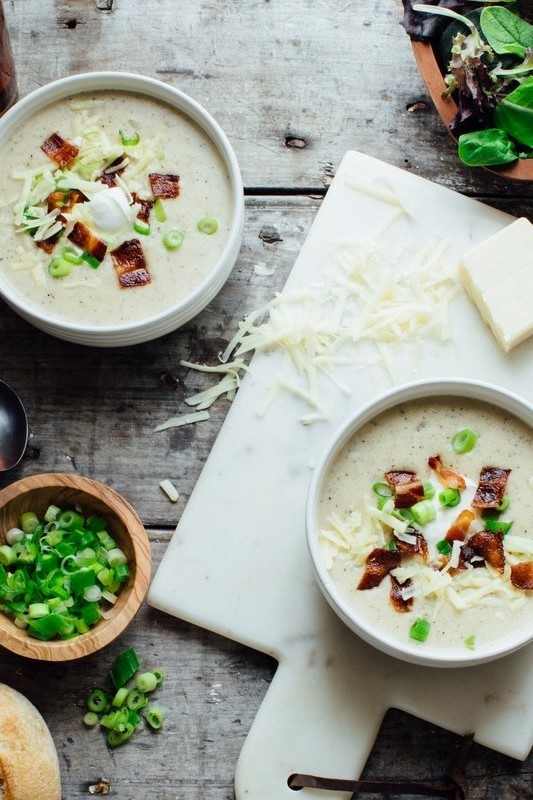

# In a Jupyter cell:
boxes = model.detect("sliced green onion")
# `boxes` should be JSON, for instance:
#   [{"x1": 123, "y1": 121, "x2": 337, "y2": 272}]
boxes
[
  {"x1": 44, "y1": 505, "x2": 61, "y2": 523},
  {"x1": 162, "y1": 229, "x2": 184, "y2": 250},
  {"x1": 112, "y1": 687, "x2": 129, "y2": 708},
  {"x1": 81, "y1": 252, "x2": 102, "y2": 269},
  {"x1": 61, "y1": 246, "x2": 84, "y2": 265},
  {"x1": 107, "y1": 723, "x2": 136, "y2": 748},
  {"x1": 152, "y1": 669, "x2": 165, "y2": 686},
  {"x1": 153, "y1": 198, "x2": 166, "y2": 223},
  {"x1": 464, "y1": 635, "x2": 476, "y2": 651},
  {"x1": 438, "y1": 488, "x2": 461, "y2": 508},
  {"x1": 107, "y1": 548, "x2": 127, "y2": 569},
  {"x1": 83, "y1": 585, "x2": 103, "y2": 603},
  {"x1": 110, "y1": 648, "x2": 140, "y2": 689},
  {"x1": 484, "y1": 519, "x2": 513, "y2": 535},
  {"x1": 410, "y1": 500, "x2": 436, "y2": 526},
  {"x1": 58, "y1": 510, "x2": 84, "y2": 530},
  {"x1": 409, "y1": 618, "x2": 431, "y2": 643},
  {"x1": 0, "y1": 545, "x2": 14, "y2": 566},
  {"x1": 133, "y1": 219, "x2": 151, "y2": 236},
  {"x1": 423, "y1": 481, "x2": 435, "y2": 500},
  {"x1": 48, "y1": 257, "x2": 72, "y2": 278},
  {"x1": 83, "y1": 711, "x2": 100, "y2": 727},
  {"x1": 126, "y1": 689, "x2": 147, "y2": 710},
  {"x1": 144, "y1": 706, "x2": 164, "y2": 730},
  {"x1": 372, "y1": 481, "x2": 393, "y2": 498},
  {"x1": 197, "y1": 215, "x2": 218, "y2": 235},
  {"x1": 436, "y1": 539, "x2": 452, "y2": 556},
  {"x1": 28, "y1": 602, "x2": 49, "y2": 619},
  {"x1": 20, "y1": 512, "x2": 40, "y2": 534},
  {"x1": 452, "y1": 428, "x2": 478, "y2": 454},
  {"x1": 135, "y1": 672, "x2": 158, "y2": 694},
  {"x1": 377, "y1": 496, "x2": 394, "y2": 512},
  {"x1": 5, "y1": 527, "x2": 24, "y2": 546},
  {"x1": 119, "y1": 129, "x2": 140, "y2": 147},
  {"x1": 497, "y1": 495, "x2": 510, "y2": 513},
  {"x1": 385, "y1": 539, "x2": 397, "y2": 551},
  {"x1": 397, "y1": 508, "x2": 415, "y2": 523},
  {"x1": 87, "y1": 688, "x2": 109, "y2": 714}
]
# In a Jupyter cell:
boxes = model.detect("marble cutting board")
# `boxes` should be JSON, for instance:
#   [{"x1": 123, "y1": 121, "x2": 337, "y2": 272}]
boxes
[{"x1": 148, "y1": 150, "x2": 533, "y2": 799}]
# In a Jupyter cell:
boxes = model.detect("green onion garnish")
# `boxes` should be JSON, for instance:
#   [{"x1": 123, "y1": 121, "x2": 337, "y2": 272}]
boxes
[
  {"x1": 110, "y1": 647, "x2": 140, "y2": 689},
  {"x1": 61, "y1": 246, "x2": 84, "y2": 265},
  {"x1": 497, "y1": 495, "x2": 510, "y2": 513},
  {"x1": 83, "y1": 711, "x2": 100, "y2": 727},
  {"x1": 409, "y1": 618, "x2": 431, "y2": 643},
  {"x1": 144, "y1": 706, "x2": 164, "y2": 730},
  {"x1": 133, "y1": 219, "x2": 151, "y2": 236},
  {"x1": 484, "y1": 519, "x2": 513, "y2": 535},
  {"x1": 153, "y1": 198, "x2": 166, "y2": 223},
  {"x1": 135, "y1": 671, "x2": 158, "y2": 694},
  {"x1": 87, "y1": 688, "x2": 109, "y2": 714},
  {"x1": 464, "y1": 635, "x2": 476, "y2": 651},
  {"x1": 81, "y1": 251, "x2": 102, "y2": 269},
  {"x1": 438, "y1": 488, "x2": 461, "y2": 507},
  {"x1": 119, "y1": 129, "x2": 140, "y2": 147},
  {"x1": 410, "y1": 499, "x2": 436, "y2": 526},
  {"x1": 423, "y1": 481, "x2": 435, "y2": 500},
  {"x1": 436, "y1": 539, "x2": 452, "y2": 555},
  {"x1": 372, "y1": 482, "x2": 393, "y2": 498},
  {"x1": 197, "y1": 215, "x2": 218, "y2": 235},
  {"x1": 48, "y1": 257, "x2": 72, "y2": 279},
  {"x1": 162, "y1": 229, "x2": 184, "y2": 250},
  {"x1": 452, "y1": 428, "x2": 478, "y2": 454}
]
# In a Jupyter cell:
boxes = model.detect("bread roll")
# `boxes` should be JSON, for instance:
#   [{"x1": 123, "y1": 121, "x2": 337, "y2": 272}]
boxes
[{"x1": 0, "y1": 683, "x2": 61, "y2": 800}]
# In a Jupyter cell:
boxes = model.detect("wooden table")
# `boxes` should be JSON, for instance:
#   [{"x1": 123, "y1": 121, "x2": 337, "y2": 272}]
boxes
[{"x1": 0, "y1": 1, "x2": 531, "y2": 797}]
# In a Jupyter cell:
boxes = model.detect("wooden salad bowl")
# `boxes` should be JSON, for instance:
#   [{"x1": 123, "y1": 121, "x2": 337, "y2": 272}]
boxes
[
  {"x1": 0, "y1": 473, "x2": 151, "y2": 661},
  {"x1": 411, "y1": 39, "x2": 533, "y2": 181}
]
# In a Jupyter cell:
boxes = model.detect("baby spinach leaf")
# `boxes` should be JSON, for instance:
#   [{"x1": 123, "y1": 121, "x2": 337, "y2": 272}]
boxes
[
  {"x1": 495, "y1": 75, "x2": 533, "y2": 145},
  {"x1": 458, "y1": 128, "x2": 518, "y2": 165},
  {"x1": 480, "y1": 6, "x2": 533, "y2": 57}
]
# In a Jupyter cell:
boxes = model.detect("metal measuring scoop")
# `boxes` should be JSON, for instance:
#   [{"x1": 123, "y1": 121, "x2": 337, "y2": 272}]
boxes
[{"x1": 0, "y1": 380, "x2": 28, "y2": 471}]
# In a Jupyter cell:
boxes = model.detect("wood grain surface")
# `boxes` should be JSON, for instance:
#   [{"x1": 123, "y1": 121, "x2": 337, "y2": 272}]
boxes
[{"x1": 0, "y1": 1, "x2": 531, "y2": 798}]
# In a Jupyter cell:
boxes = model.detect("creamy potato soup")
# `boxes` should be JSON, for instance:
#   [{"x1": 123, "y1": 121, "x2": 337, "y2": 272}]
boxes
[
  {"x1": 0, "y1": 91, "x2": 233, "y2": 326},
  {"x1": 318, "y1": 397, "x2": 533, "y2": 654}
]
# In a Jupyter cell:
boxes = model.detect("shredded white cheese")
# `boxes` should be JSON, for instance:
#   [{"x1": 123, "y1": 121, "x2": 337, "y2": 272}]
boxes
[
  {"x1": 153, "y1": 410, "x2": 210, "y2": 432},
  {"x1": 159, "y1": 479, "x2": 179, "y2": 503}
]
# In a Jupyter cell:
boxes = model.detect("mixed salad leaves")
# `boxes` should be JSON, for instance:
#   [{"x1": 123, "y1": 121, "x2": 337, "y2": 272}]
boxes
[{"x1": 401, "y1": 1, "x2": 533, "y2": 166}]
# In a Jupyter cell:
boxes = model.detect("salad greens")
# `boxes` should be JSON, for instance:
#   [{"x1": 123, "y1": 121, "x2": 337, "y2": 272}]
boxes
[{"x1": 402, "y1": 1, "x2": 533, "y2": 166}]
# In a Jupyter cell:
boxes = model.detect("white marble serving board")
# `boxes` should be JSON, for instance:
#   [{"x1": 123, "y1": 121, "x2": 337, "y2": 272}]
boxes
[{"x1": 148, "y1": 151, "x2": 533, "y2": 799}]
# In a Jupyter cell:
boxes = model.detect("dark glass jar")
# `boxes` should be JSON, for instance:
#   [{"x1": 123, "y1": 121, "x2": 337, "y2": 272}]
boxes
[{"x1": 0, "y1": 1, "x2": 17, "y2": 114}]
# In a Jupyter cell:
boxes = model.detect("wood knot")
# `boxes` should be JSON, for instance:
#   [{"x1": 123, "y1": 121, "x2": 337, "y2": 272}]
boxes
[{"x1": 285, "y1": 136, "x2": 307, "y2": 149}]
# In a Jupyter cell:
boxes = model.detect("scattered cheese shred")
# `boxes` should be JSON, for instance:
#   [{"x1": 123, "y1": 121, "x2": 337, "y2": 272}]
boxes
[
  {"x1": 153, "y1": 410, "x2": 209, "y2": 432},
  {"x1": 159, "y1": 479, "x2": 179, "y2": 503}
]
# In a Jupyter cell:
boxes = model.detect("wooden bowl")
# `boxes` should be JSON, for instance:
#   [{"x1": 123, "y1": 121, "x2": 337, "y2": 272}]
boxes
[
  {"x1": 411, "y1": 39, "x2": 533, "y2": 181},
  {"x1": 0, "y1": 473, "x2": 151, "y2": 661}
]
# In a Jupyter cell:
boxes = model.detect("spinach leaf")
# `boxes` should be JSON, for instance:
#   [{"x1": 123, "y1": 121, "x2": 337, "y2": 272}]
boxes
[
  {"x1": 480, "y1": 5, "x2": 533, "y2": 57},
  {"x1": 495, "y1": 75, "x2": 533, "y2": 145},
  {"x1": 458, "y1": 128, "x2": 518, "y2": 164}
]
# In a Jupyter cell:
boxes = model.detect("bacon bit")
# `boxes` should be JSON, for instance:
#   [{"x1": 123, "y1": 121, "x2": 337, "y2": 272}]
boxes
[
  {"x1": 510, "y1": 562, "x2": 533, "y2": 590},
  {"x1": 444, "y1": 509, "x2": 475, "y2": 543},
  {"x1": 68, "y1": 222, "x2": 107, "y2": 262},
  {"x1": 47, "y1": 189, "x2": 86, "y2": 214},
  {"x1": 471, "y1": 466, "x2": 511, "y2": 509},
  {"x1": 149, "y1": 173, "x2": 180, "y2": 199},
  {"x1": 35, "y1": 213, "x2": 67, "y2": 253},
  {"x1": 132, "y1": 192, "x2": 154, "y2": 223},
  {"x1": 394, "y1": 529, "x2": 429, "y2": 560},
  {"x1": 110, "y1": 239, "x2": 151, "y2": 288},
  {"x1": 40, "y1": 132, "x2": 79, "y2": 168},
  {"x1": 98, "y1": 154, "x2": 128, "y2": 187},
  {"x1": 427, "y1": 455, "x2": 466, "y2": 491},
  {"x1": 463, "y1": 530, "x2": 505, "y2": 574},
  {"x1": 357, "y1": 548, "x2": 402, "y2": 590},
  {"x1": 385, "y1": 470, "x2": 424, "y2": 508},
  {"x1": 390, "y1": 575, "x2": 413, "y2": 612}
]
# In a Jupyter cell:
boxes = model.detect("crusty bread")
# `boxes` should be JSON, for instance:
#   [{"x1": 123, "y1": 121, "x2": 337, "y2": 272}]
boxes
[{"x1": 0, "y1": 683, "x2": 61, "y2": 800}]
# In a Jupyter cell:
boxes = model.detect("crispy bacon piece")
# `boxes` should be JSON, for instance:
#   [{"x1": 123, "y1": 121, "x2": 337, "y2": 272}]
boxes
[
  {"x1": 462, "y1": 530, "x2": 505, "y2": 574},
  {"x1": 428, "y1": 455, "x2": 466, "y2": 491},
  {"x1": 68, "y1": 222, "x2": 107, "y2": 263},
  {"x1": 390, "y1": 575, "x2": 413, "y2": 612},
  {"x1": 149, "y1": 172, "x2": 180, "y2": 199},
  {"x1": 98, "y1": 154, "x2": 128, "y2": 187},
  {"x1": 385, "y1": 470, "x2": 424, "y2": 508},
  {"x1": 41, "y1": 132, "x2": 79, "y2": 168},
  {"x1": 471, "y1": 466, "x2": 511, "y2": 509},
  {"x1": 357, "y1": 548, "x2": 402, "y2": 590},
  {"x1": 132, "y1": 192, "x2": 154, "y2": 223},
  {"x1": 510, "y1": 562, "x2": 533, "y2": 590},
  {"x1": 110, "y1": 239, "x2": 151, "y2": 288},
  {"x1": 394, "y1": 529, "x2": 429, "y2": 560},
  {"x1": 47, "y1": 189, "x2": 86, "y2": 214},
  {"x1": 444, "y1": 509, "x2": 475, "y2": 543}
]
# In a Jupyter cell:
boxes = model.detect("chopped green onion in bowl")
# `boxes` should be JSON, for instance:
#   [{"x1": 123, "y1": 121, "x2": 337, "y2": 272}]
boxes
[
  {"x1": 452, "y1": 428, "x2": 478, "y2": 454},
  {"x1": 197, "y1": 215, "x2": 218, "y2": 235}
]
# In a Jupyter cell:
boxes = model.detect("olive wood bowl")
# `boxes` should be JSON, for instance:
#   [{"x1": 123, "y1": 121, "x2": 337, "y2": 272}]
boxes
[
  {"x1": 0, "y1": 473, "x2": 151, "y2": 661},
  {"x1": 411, "y1": 39, "x2": 533, "y2": 181}
]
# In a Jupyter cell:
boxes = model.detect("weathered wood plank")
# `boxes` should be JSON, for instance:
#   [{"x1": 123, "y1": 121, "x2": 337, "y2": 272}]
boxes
[{"x1": 3, "y1": 0, "x2": 532, "y2": 198}]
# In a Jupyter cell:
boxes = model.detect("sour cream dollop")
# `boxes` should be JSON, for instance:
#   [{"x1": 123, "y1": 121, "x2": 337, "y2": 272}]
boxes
[{"x1": 89, "y1": 186, "x2": 133, "y2": 232}]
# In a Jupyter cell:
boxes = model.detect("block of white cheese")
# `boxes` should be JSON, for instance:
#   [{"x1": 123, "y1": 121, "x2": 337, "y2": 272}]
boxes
[{"x1": 458, "y1": 216, "x2": 533, "y2": 352}]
